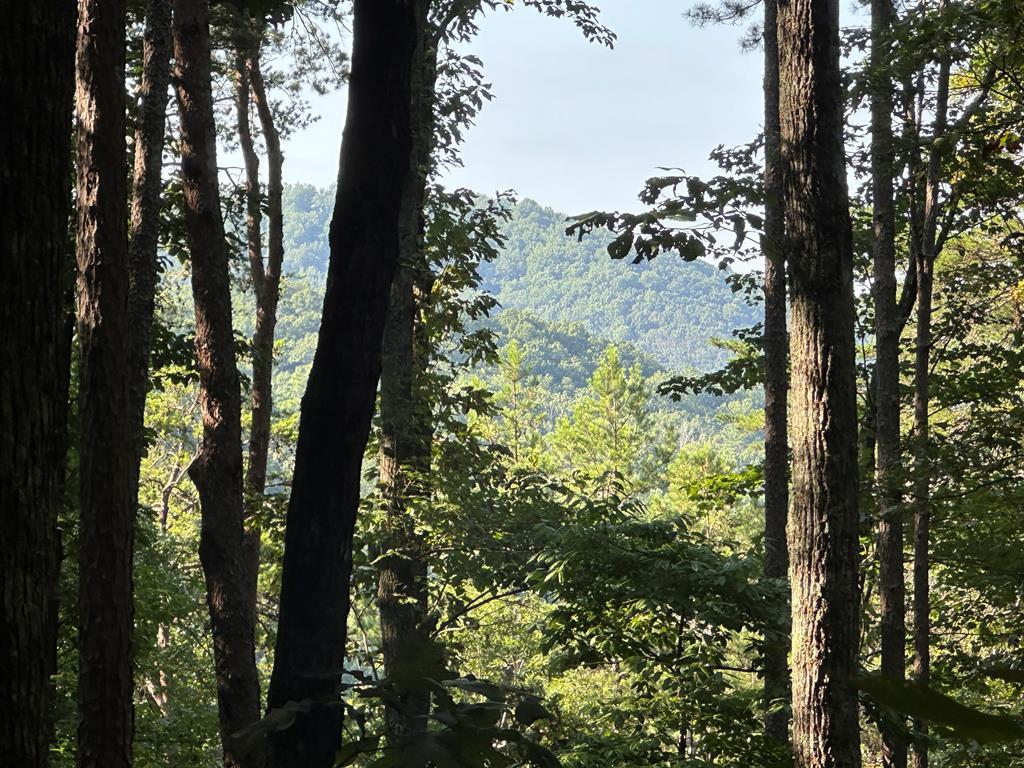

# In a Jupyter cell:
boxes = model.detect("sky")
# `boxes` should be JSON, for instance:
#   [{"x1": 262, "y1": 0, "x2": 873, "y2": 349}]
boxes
[{"x1": 279, "y1": 1, "x2": 766, "y2": 215}]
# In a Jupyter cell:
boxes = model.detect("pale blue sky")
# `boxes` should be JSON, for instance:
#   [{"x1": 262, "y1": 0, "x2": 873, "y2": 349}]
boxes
[{"x1": 280, "y1": 1, "x2": 766, "y2": 214}]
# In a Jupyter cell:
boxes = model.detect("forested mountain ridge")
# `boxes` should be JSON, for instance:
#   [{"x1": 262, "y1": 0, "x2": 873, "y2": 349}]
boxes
[{"x1": 281, "y1": 185, "x2": 758, "y2": 373}]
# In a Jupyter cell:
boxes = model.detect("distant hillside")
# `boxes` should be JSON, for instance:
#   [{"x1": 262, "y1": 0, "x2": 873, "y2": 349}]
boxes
[
  {"x1": 479, "y1": 199, "x2": 758, "y2": 372},
  {"x1": 280, "y1": 186, "x2": 758, "y2": 374}
]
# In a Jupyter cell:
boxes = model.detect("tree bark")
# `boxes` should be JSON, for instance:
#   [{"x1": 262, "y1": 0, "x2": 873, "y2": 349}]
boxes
[
  {"x1": 869, "y1": 1, "x2": 906, "y2": 766},
  {"x1": 777, "y1": 0, "x2": 862, "y2": 765},
  {"x1": 172, "y1": 1, "x2": 262, "y2": 766},
  {"x1": 0, "y1": 5, "x2": 76, "y2": 767},
  {"x1": 910, "y1": 49, "x2": 949, "y2": 768},
  {"x1": 376, "y1": 22, "x2": 439, "y2": 745},
  {"x1": 265, "y1": 2, "x2": 428, "y2": 766},
  {"x1": 74, "y1": 1, "x2": 135, "y2": 766},
  {"x1": 761, "y1": 0, "x2": 790, "y2": 746},
  {"x1": 128, "y1": 0, "x2": 173, "y2": 470}
]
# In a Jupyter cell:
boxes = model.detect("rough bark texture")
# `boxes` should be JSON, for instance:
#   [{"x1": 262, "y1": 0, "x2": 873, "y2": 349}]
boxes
[
  {"x1": 869, "y1": 1, "x2": 906, "y2": 766},
  {"x1": 910, "y1": 52, "x2": 949, "y2": 768},
  {"x1": 0, "y1": 4, "x2": 76, "y2": 766},
  {"x1": 777, "y1": 0, "x2": 862, "y2": 765},
  {"x1": 128, "y1": 0, "x2": 173, "y2": 467},
  {"x1": 74, "y1": 1, "x2": 136, "y2": 766},
  {"x1": 376, "y1": 25, "x2": 439, "y2": 745},
  {"x1": 172, "y1": 1, "x2": 262, "y2": 765},
  {"x1": 762, "y1": 0, "x2": 791, "y2": 745},
  {"x1": 266, "y1": 2, "x2": 427, "y2": 765}
]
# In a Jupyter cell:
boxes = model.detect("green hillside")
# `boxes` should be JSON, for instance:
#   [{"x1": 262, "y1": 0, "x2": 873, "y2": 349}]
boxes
[{"x1": 280, "y1": 186, "x2": 758, "y2": 374}]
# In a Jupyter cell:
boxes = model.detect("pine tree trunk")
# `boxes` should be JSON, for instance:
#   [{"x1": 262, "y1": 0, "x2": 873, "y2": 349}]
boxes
[
  {"x1": 0, "y1": 5, "x2": 76, "y2": 766},
  {"x1": 74, "y1": 1, "x2": 135, "y2": 766},
  {"x1": 172, "y1": 2, "x2": 262, "y2": 765},
  {"x1": 376, "y1": 25, "x2": 439, "y2": 745},
  {"x1": 761, "y1": 0, "x2": 791, "y2": 746},
  {"x1": 910, "y1": 51, "x2": 949, "y2": 768},
  {"x1": 777, "y1": 0, "x2": 862, "y2": 765},
  {"x1": 870, "y1": 1, "x2": 907, "y2": 766}
]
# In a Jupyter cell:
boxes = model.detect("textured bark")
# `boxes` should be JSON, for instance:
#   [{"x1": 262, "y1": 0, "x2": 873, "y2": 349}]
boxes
[
  {"x1": 74, "y1": 1, "x2": 135, "y2": 766},
  {"x1": 761, "y1": 0, "x2": 791, "y2": 746},
  {"x1": 127, "y1": 0, "x2": 172, "y2": 463},
  {"x1": 0, "y1": 5, "x2": 76, "y2": 766},
  {"x1": 172, "y1": 2, "x2": 262, "y2": 766},
  {"x1": 869, "y1": 1, "x2": 906, "y2": 766},
  {"x1": 376, "y1": 25, "x2": 439, "y2": 745},
  {"x1": 265, "y1": 2, "x2": 428, "y2": 765},
  {"x1": 910, "y1": 51, "x2": 949, "y2": 768},
  {"x1": 777, "y1": 0, "x2": 862, "y2": 765}
]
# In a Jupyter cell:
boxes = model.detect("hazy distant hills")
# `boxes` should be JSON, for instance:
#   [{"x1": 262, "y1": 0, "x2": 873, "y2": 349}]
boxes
[{"x1": 280, "y1": 186, "x2": 758, "y2": 376}]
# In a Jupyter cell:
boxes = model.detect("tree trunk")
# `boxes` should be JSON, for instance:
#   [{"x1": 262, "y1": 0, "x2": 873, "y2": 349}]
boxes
[
  {"x1": 74, "y1": 1, "x2": 135, "y2": 766},
  {"x1": 777, "y1": 0, "x2": 862, "y2": 765},
  {"x1": 172, "y1": 2, "x2": 262, "y2": 766},
  {"x1": 869, "y1": 1, "x2": 906, "y2": 766},
  {"x1": 761, "y1": 0, "x2": 790, "y2": 746},
  {"x1": 265, "y1": 2, "x2": 428, "y2": 766},
  {"x1": 0, "y1": 5, "x2": 76, "y2": 767},
  {"x1": 243, "y1": 38, "x2": 285, "y2": 619},
  {"x1": 128, "y1": 0, "x2": 173, "y2": 471},
  {"x1": 910, "y1": 50, "x2": 949, "y2": 768},
  {"x1": 376, "y1": 24, "x2": 439, "y2": 745}
]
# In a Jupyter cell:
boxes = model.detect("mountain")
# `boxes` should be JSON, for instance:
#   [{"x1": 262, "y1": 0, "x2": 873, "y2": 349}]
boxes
[{"x1": 279, "y1": 185, "x2": 759, "y2": 376}]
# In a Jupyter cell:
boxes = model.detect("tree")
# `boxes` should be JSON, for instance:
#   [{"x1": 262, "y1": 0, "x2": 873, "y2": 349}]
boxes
[
  {"x1": 171, "y1": 1, "x2": 262, "y2": 765},
  {"x1": 869, "y1": 1, "x2": 908, "y2": 766},
  {"x1": 776, "y1": 0, "x2": 862, "y2": 765},
  {"x1": 74, "y1": 0, "x2": 135, "y2": 765},
  {"x1": 761, "y1": 0, "x2": 790, "y2": 744},
  {"x1": 231, "y1": 5, "x2": 287, "y2": 627},
  {"x1": 0, "y1": 4, "x2": 76, "y2": 766},
  {"x1": 127, "y1": 0, "x2": 173, "y2": 548},
  {"x1": 265, "y1": 2, "x2": 429, "y2": 766}
]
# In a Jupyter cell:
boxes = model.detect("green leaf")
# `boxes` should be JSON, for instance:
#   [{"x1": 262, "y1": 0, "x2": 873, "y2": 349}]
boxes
[{"x1": 856, "y1": 675, "x2": 1024, "y2": 743}]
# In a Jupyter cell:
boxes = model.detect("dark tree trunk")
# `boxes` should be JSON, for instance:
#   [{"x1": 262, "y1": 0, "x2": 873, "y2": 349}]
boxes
[
  {"x1": 910, "y1": 52, "x2": 949, "y2": 768},
  {"x1": 74, "y1": 1, "x2": 135, "y2": 766},
  {"x1": 777, "y1": 0, "x2": 862, "y2": 765},
  {"x1": 0, "y1": 5, "x2": 76, "y2": 767},
  {"x1": 761, "y1": 0, "x2": 790, "y2": 746},
  {"x1": 172, "y1": 1, "x2": 262, "y2": 765},
  {"x1": 376, "y1": 25, "x2": 439, "y2": 745},
  {"x1": 128, "y1": 0, "x2": 172, "y2": 470},
  {"x1": 869, "y1": 1, "x2": 906, "y2": 766},
  {"x1": 265, "y1": 2, "x2": 428, "y2": 766}
]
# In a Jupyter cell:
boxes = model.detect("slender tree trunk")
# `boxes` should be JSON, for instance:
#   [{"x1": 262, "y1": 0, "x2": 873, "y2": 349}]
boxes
[
  {"x1": 172, "y1": 2, "x2": 262, "y2": 766},
  {"x1": 266, "y1": 2, "x2": 428, "y2": 766},
  {"x1": 777, "y1": 0, "x2": 862, "y2": 765},
  {"x1": 74, "y1": 1, "x2": 136, "y2": 765},
  {"x1": 376, "y1": 25, "x2": 439, "y2": 745},
  {"x1": 0, "y1": 5, "x2": 76, "y2": 766},
  {"x1": 870, "y1": 1, "x2": 907, "y2": 766},
  {"x1": 128, "y1": 0, "x2": 172, "y2": 503},
  {"x1": 910, "y1": 50, "x2": 949, "y2": 768},
  {"x1": 243, "y1": 40, "x2": 285, "y2": 618},
  {"x1": 761, "y1": 0, "x2": 790, "y2": 746}
]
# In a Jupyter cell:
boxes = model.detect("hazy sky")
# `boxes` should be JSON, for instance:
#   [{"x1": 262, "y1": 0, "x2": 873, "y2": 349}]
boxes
[{"x1": 279, "y1": 1, "x2": 765, "y2": 214}]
